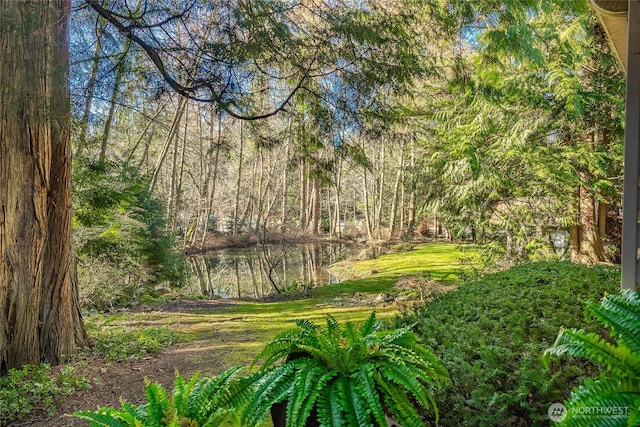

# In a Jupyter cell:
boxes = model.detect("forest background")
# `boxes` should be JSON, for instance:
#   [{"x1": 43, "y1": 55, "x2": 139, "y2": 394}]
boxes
[
  {"x1": 0, "y1": 0, "x2": 626, "y2": 372},
  {"x1": 69, "y1": 0, "x2": 625, "y2": 304}
]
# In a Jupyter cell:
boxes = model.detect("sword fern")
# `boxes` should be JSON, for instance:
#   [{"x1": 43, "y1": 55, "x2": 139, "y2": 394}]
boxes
[
  {"x1": 73, "y1": 367, "x2": 243, "y2": 426},
  {"x1": 543, "y1": 289, "x2": 640, "y2": 426},
  {"x1": 243, "y1": 311, "x2": 450, "y2": 427}
]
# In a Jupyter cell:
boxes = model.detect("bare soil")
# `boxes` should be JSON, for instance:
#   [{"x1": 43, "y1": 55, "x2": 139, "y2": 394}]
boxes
[{"x1": 10, "y1": 301, "x2": 248, "y2": 427}]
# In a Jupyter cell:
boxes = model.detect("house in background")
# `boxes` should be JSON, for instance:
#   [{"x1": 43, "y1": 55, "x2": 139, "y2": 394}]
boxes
[{"x1": 591, "y1": 0, "x2": 639, "y2": 290}]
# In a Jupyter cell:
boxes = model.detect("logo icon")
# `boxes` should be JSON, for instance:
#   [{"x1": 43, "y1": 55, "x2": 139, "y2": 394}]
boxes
[{"x1": 548, "y1": 402, "x2": 568, "y2": 422}]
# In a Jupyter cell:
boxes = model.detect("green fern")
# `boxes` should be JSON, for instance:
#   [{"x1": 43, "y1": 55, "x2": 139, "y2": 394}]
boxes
[
  {"x1": 243, "y1": 311, "x2": 450, "y2": 426},
  {"x1": 73, "y1": 368, "x2": 242, "y2": 426},
  {"x1": 543, "y1": 290, "x2": 640, "y2": 426}
]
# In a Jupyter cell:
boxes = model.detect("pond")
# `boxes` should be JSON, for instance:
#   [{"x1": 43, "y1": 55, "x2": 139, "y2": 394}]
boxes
[{"x1": 183, "y1": 242, "x2": 362, "y2": 299}]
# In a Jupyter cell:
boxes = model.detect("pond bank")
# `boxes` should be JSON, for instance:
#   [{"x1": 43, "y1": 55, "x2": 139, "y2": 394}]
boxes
[{"x1": 18, "y1": 243, "x2": 475, "y2": 427}]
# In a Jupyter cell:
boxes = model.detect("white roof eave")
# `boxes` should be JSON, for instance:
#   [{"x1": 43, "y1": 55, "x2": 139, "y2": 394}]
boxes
[{"x1": 591, "y1": 0, "x2": 629, "y2": 71}]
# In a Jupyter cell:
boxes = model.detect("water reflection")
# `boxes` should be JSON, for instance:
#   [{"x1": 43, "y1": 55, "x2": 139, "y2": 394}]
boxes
[{"x1": 184, "y1": 242, "x2": 359, "y2": 299}]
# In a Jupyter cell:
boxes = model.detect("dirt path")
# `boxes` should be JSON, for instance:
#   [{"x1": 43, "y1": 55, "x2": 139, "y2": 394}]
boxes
[
  {"x1": 11, "y1": 294, "x2": 400, "y2": 426},
  {"x1": 11, "y1": 301, "x2": 249, "y2": 427}
]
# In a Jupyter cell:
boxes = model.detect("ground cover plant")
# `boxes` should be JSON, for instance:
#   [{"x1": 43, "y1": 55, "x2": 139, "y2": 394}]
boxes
[
  {"x1": 0, "y1": 363, "x2": 89, "y2": 425},
  {"x1": 399, "y1": 261, "x2": 620, "y2": 426},
  {"x1": 86, "y1": 323, "x2": 181, "y2": 361},
  {"x1": 544, "y1": 289, "x2": 640, "y2": 426}
]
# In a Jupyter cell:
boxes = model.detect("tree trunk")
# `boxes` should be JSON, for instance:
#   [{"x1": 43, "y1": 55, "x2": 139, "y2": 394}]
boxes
[
  {"x1": 281, "y1": 143, "x2": 290, "y2": 233},
  {"x1": 388, "y1": 139, "x2": 406, "y2": 240},
  {"x1": 0, "y1": 0, "x2": 88, "y2": 372},
  {"x1": 299, "y1": 159, "x2": 308, "y2": 231},
  {"x1": 407, "y1": 139, "x2": 416, "y2": 235},
  {"x1": 570, "y1": 132, "x2": 607, "y2": 265},
  {"x1": 311, "y1": 177, "x2": 321, "y2": 236},
  {"x1": 570, "y1": 185, "x2": 606, "y2": 264},
  {"x1": 98, "y1": 40, "x2": 130, "y2": 163},
  {"x1": 362, "y1": 168, "x2": 374, "y2": 241},
  {"x1": 77, "y1": 16, "x2": 106, "y2": 156},
  {"x1": 167, "y1": 102, "x2": 187, "y2": 229},
  {"x1": 149, "y1": 96, "x2": 187, "y2": 193},
  {"x1": 233, "y1": 121, "x2": 244, "y2": 236},
  {"x1": 374, "y1": 142, "x2": 385, "y2": 240},
  {"x1": 199, "y1": 109, "x2": 223, "y2": 247}
]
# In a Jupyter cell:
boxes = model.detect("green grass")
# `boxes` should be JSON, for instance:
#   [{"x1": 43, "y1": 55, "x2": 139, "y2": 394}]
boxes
[
  {"x1": 85, "y1": 243, "x2": 475, "y2": 370},
  {"x1": 329, "y1": 243, "x2": 474, "y2": 286}
]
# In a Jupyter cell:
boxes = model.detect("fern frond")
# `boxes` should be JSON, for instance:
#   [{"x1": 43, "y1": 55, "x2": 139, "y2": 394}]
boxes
[
  {"x1": 353, "y1": 364, "x2": 387, "y2": 427},
  {"x1": 242, "y1": 362, "x2": 298, "y2": 426},
  {"x1": 249, "y1": 311, "x2": 448, "y2": 426},
  {"x1": 73, "y1": 408, "x2": 132, "y2": 427},
  {"x1": 295, "y1": 318, "x2": 322, "y2": 336},
  {"x1": 589, "y1": 291, "x2": 640, "y2": 355},
  {"x1": 335, "y1": 376, "x2": 360, "y2": 426},
  {"x1": 377, "y1": 360, "x2": 431, "y2": 410},
  {"x1": 184, "y1": 368, "x2": 239, "y2": 421},
  {"x1": 324, "y1": 314, "x2": 339, "y2": 336},
  {"x1": 316, "y1": 382, "x2": 344, "y2": 427},
  {"x1": 119, "y1": 401, "x2": 146, "y2": 421},
  {"x1": 561, "y1": 378, "x2": 640, "y2": 427},
  {"x1": 253, "y1": 332, "x2": 300, "y2": 368},
  {"x1": 287, "y1": 362, "x2": 332, "y2": 427},
  {"x1": 545, "y1": 290, "x2": 640, "y2": 427},
  {"x1": 358, "y1": 311, "x2": 379, "y2": 337},
  {"x1": 343, "y1": 322, "x2": 363, "y2": 351},
  {"x1": 628, "y1": 406, "x2": 640, "y2": 427},
  {"x1": 172, "y1": 372, "x2": 200, "y2": 417},
  {"x1": 142, "y1": 381, "x2": 169, "y2": 425},
  {"x1": 544, "y1": 329, "x2": 633, "y2": 376},
  {"x1": 379, "y1": 324, "x2": 413, "y2": 345},
  {"x1": 377, "y1": 375, "x2": 426, "y2": 426}
]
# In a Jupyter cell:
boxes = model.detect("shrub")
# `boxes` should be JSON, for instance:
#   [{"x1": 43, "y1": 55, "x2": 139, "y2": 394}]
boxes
[
  {"x1": 0, "y1": 364, "x2": 89, "y2": 424},
  {"x1": 543, "y1": 289, "x2": 640, "y2": 426},
  {"x1": 88, "y1": 325, "x2": 181, "y2": 361},
  {"x1": 73, "y1": 159, "x2": 187, "y2": 309},
  {"x1": 398, "y1": 261, "x2": 619, "y2": 426},
  {"x1": 243, "y1": 312, "x2": 450, "y2": 426}
]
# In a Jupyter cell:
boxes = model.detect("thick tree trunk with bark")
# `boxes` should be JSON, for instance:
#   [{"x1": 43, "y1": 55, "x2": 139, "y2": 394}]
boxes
[{"x1": 0, "y1": 0, "x2": 88, "y2": 373}]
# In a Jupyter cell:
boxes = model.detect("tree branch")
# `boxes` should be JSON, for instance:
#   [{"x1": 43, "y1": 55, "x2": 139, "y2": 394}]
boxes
[{"x1": 85, "y1": 0, "x2": 310, "y2": 120}]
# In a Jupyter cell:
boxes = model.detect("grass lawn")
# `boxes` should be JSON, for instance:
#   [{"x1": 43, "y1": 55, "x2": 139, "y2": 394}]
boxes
[{"x1": 86, "y1": 242, "x2": 477, "y2": 369}]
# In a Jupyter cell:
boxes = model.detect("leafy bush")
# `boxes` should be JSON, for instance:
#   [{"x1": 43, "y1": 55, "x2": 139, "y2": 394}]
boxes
[
  {"x1": 543, "y1": 289, "x2": 640, "y2": 426},
  {"x1": 88, "y1": 325, "x2": 181, "y2": 361},
  {"x1": 0, "y1": 364, "x2": 89, "y2": 424},
  {"x1": 398, "y1": 261, "x2": 619, "y2": 426},
  {"x1": 74, "y1": 369, "x2": 242, "y2": 426},
  {"x1": 73, "y1": 159, "x2": 187, "y2": 309},
  {"x1": 243, "y1": 312, "x2": 450, "y2": 426}
]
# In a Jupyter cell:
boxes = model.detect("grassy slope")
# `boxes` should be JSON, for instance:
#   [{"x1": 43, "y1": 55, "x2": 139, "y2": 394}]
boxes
[{"x1": 87, "y1": 243, "x2": 474, "y2": 369}]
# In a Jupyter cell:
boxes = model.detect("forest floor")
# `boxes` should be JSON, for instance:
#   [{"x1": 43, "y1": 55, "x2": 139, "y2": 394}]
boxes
[{"x1": 11, "y1": 243, "x2": 473, "y2": 427}]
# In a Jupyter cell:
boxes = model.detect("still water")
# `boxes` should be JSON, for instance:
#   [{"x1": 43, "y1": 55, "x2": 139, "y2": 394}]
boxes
[{"x1": 183, "y1": 242, "x2": 361, "y2": 299}]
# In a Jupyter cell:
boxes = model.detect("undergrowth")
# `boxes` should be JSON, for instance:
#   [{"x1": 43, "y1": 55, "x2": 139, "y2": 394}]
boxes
[
  {"x1": 87, "y1": 324, "x2": 181, "y2": 361},
  {"x1": 0, "y1": 363, "x2": 89, "y2": 425},
  {"x1": 398, "y1": 261, "x2": 620, "y2": 426}
]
